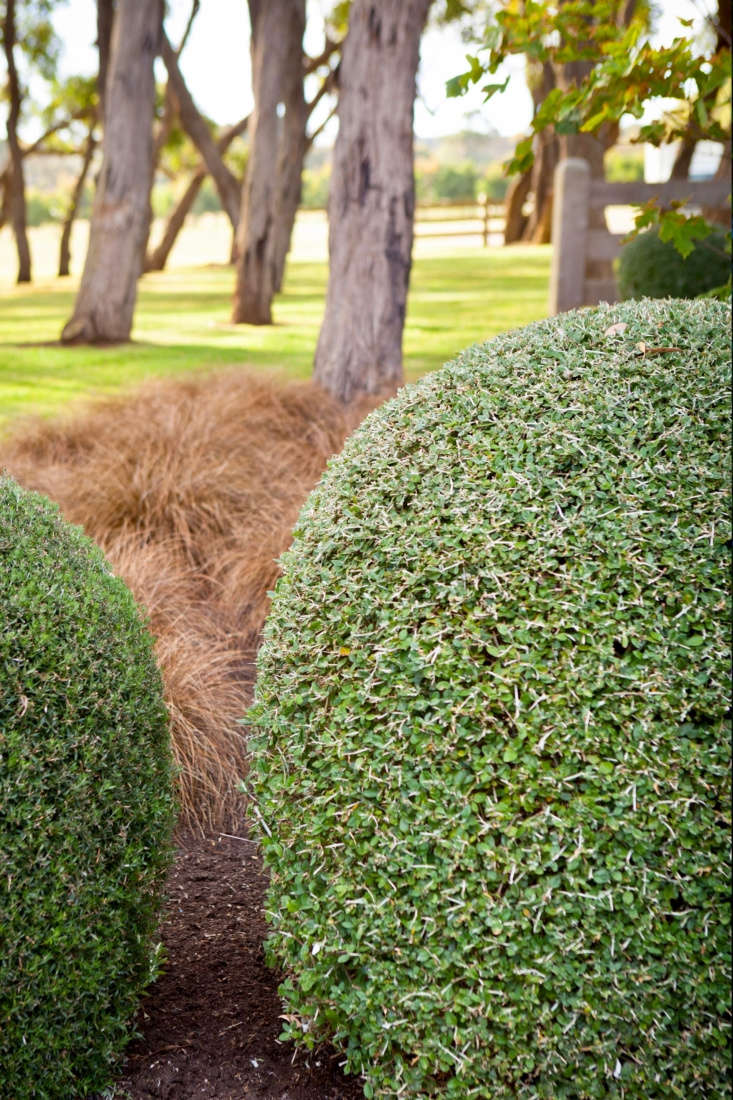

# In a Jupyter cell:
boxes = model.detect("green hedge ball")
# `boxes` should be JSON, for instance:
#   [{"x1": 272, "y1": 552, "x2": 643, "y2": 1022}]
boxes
[
  {"x1": 249, "y1": 299, "x2": 732, "y2": 1099},
  {"x1": 616, "y1": 226, "x2": 730, "y2": 301},
  {"x1": 0, "y1": 477, "x2": 176, "y2": 1099}
]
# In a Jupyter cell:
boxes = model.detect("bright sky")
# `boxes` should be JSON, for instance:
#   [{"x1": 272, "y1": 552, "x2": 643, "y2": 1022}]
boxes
[{"x1": 47, "y1": 0, "x2": 705, "y2": 142}]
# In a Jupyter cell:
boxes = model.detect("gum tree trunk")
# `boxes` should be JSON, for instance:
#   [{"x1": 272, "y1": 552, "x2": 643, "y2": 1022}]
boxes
[
  {"x1": 313, "y1": 0, "x2": 432, "y2": 404},
  {"x1": 61, "y1": 1, "x2": 161, "y2": 343},
  {"x1": 96, "y1": 0, "x2": 115, "y2": 120},
  {"x1": 231, "y1": 0, "x2": 306, "y2": 324}
]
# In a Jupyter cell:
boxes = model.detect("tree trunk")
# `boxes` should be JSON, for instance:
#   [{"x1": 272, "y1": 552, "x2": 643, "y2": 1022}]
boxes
[
  {"x1": 61, "y1": 1, "x2": 161, "y2": 344},
  {"x1": 671, "y1": 1, "x2": 729, "y2": 187},
  {"x1": 3, "y1": 0, "x2": 32, "y2": 283},
  {"x1": 503, "y1": 168, "x2": 531, "y2": 242},
  {"x1": 703, "y1": 138, "x2": 731, "y2": 224},
  {"x1": 160, "y1": 31, "x2": 241, "y2": 230},
  {"x1": 559, "y1": 51, "x2": 619, "y2": 277},
  {"x1": 231, "y1": 0, "x2": 306, "y2": 323},
  {"x1": 312, "y1": 0, "x2": 432, "y2": 404},
  {"x1": 58, "y1": 127, "x2": 97, "y2": 277},
  {"x1": 522, "y1": 59, "x2": 558, "y2": 243},
  {"x1": 270, "y1": 35, "x2": 308, "y2": 294},
  {"x1": 145, "y1": 115, "x2": 248, "y2": 271},
  {"x1": 96, "y1": 0, "x2": 115, "y2": 121},
  {"x1": 523, "y1": 130, "x2": 558, "y2": 243},
  {"x1": 141, "y1": 1, "x2": 201, "y2": 262},
  {"x1": 0, "y1": 163, "x2": 9, "y2": 230},
  {"x1": 670, "y1": 136, "x2": 697, "y2": 180}
]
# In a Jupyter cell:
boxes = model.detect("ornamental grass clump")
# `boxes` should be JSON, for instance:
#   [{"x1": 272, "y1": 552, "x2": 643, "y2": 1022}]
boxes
[
  {"x1": 0, "y1": 476, "x2": 176, "y2": 1099},
  {"x1": 249, "y1": 298, "x2": 732, "y2": 1099}
]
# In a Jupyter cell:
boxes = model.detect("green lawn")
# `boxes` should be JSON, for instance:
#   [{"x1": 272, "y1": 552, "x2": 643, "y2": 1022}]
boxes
[{"x1": 0, "y1": 244, "x2": 551, "y2": 430}]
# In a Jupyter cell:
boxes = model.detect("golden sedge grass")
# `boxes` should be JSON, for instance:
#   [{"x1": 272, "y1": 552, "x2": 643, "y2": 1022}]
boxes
[{"x1": 1, "y1": 369, "x2": 383, "y2": 828}]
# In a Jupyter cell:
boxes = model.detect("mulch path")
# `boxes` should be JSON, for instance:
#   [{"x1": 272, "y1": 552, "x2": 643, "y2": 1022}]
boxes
[{"x1": 111, "y1": 827, "x2": 366, "y2": 1100}]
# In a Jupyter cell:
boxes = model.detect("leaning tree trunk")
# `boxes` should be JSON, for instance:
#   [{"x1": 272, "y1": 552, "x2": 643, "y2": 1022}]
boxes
[
  {"x1": 145, "y1": 115, "x2": 249, "y2": 271},
  {"x1": 3, "y1": 0, "x2": 32, "y2": 283},
  {"x1": 160, "y1": 32, "x2": 241, "y2": 230},
  {"x1": 61, "y1": 1, "x2": 161, "y2": 343},
  {"x1": 313, "y1": 0, "x2": 432, "y2": 404},
  {"x1": 58, "y1": 127, "x2": 96, "y2": 277},
  {"x1": 231, "y1": 0, "x2": 306, "y2": 323}
]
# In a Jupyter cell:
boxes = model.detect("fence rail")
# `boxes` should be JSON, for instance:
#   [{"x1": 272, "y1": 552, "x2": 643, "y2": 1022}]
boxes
[{"x1": 414, "y1": 197, "x2": 506, "y2": 246}]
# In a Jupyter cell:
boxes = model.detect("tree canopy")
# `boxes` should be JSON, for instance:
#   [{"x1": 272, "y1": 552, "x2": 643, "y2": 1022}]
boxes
[{"x1": 448, "y1": 0, "x2": 732, "y2": 255}]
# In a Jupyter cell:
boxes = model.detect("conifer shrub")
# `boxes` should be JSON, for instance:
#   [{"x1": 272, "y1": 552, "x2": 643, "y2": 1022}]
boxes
[
  {"x1": 249, "y1": 299, "x2": 732, "y2": 1099},
  {"x1": 0, "y1": 476, "x2": 176, "y2": 1099},
  {"x1": 616, "y1": 226, "x2": 730, "y2": 300}
]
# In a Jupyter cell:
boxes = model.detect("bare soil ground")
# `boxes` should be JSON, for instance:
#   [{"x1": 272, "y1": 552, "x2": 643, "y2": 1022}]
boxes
[{"x1": 112, "y1": 828, "x2": 366, "y2": 1100}]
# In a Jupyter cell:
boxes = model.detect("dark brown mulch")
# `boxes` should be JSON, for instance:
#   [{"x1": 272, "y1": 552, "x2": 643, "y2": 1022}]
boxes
[{"x1": 112, "y1": 827, "x2": 366, "y2": 1100}]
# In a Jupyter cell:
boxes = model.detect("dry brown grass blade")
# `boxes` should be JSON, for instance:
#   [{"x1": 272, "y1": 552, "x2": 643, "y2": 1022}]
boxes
[{"x1": 1, "y1": 368, "x2": 384, "y2": 827}]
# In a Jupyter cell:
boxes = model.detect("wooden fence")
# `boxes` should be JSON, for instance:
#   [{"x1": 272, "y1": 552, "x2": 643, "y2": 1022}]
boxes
[
  {"x1": 549, "y1": 157, "x2": 730, "y2": 314},
  {"x1": 413, "y1": 197, "x2": 506, "y2": 246}
]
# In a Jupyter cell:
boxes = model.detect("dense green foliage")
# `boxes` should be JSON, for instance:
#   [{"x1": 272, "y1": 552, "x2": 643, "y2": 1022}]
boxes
[
  {"x1": 447, "y1": 0, "x2": 731, "y2": 255},
  {"x1": 617, "y1": 227, "x2": 731, "y2": 300},
  {"x1": 0, "y1": 478, "x2": 176, "y2": 1099},
  {"x1": 250, "y1": 299, "x2": 732, "y2": 1099}
]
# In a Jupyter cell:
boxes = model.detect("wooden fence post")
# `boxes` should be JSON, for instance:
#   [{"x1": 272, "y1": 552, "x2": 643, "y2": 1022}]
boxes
[
  {"x1": 549, "y1": 158, "x2": 590, "y2": 315},
  {"x1": 480, "y1": 193, "x2": 489, "y2": 247}
]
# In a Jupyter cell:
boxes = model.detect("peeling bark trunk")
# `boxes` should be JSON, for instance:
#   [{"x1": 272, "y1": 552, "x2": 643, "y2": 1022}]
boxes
[
  {"x1": 58, "y1": 127, "x2": 97, "y2": 277},
  {"x1": 160, "y1": 31, "x2": 241, "y2": 230},
  {"x1": 231, "y1": 0, "x2": 306, "y2": 323},
  {"x1": 313, "y1": 0, "x2": 432, "y2": 404},
  {"x1": 61, "y1": 1, "x2": 161, "y2": 344},
  {"x1": 3, "y1": 0, "x2": 32, "y2": 283},
  {"x1": 145, "y1": 115, "x2": 249, "y2": 272}
]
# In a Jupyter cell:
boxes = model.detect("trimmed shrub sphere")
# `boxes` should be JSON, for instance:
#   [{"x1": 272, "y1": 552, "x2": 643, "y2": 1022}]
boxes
[
  {"x1": 249, "y1": 299, "x2": 732, "y2": 1099},
  {"x1": 616, "y1": 226, "x2": 730, "y2": 301},
  {"x1": 0, "y1": 477, "x2": 176, "y2": 1099}
]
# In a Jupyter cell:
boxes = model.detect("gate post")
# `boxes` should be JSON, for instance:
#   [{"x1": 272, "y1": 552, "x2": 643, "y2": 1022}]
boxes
[{"x1": 549, "y1": 158, "x2": 591, "y2": 314}]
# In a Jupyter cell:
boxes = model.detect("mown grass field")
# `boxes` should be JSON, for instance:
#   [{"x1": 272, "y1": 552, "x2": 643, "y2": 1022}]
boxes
[{"x1": 0, "y1": 212, "x2": 551, "y2": 430}]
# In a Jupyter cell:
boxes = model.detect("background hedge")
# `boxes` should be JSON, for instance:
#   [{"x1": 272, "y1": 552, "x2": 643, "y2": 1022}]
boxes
[
  {"x1": 249, "y1": 298, "x2": 732, "y2": 1099},
  {"x1": 616, "y1": 226, "x2": 730, "y2": 300},
  {"x1": 0, "y1": 477, "x2": 176, "y2": 1099}
]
